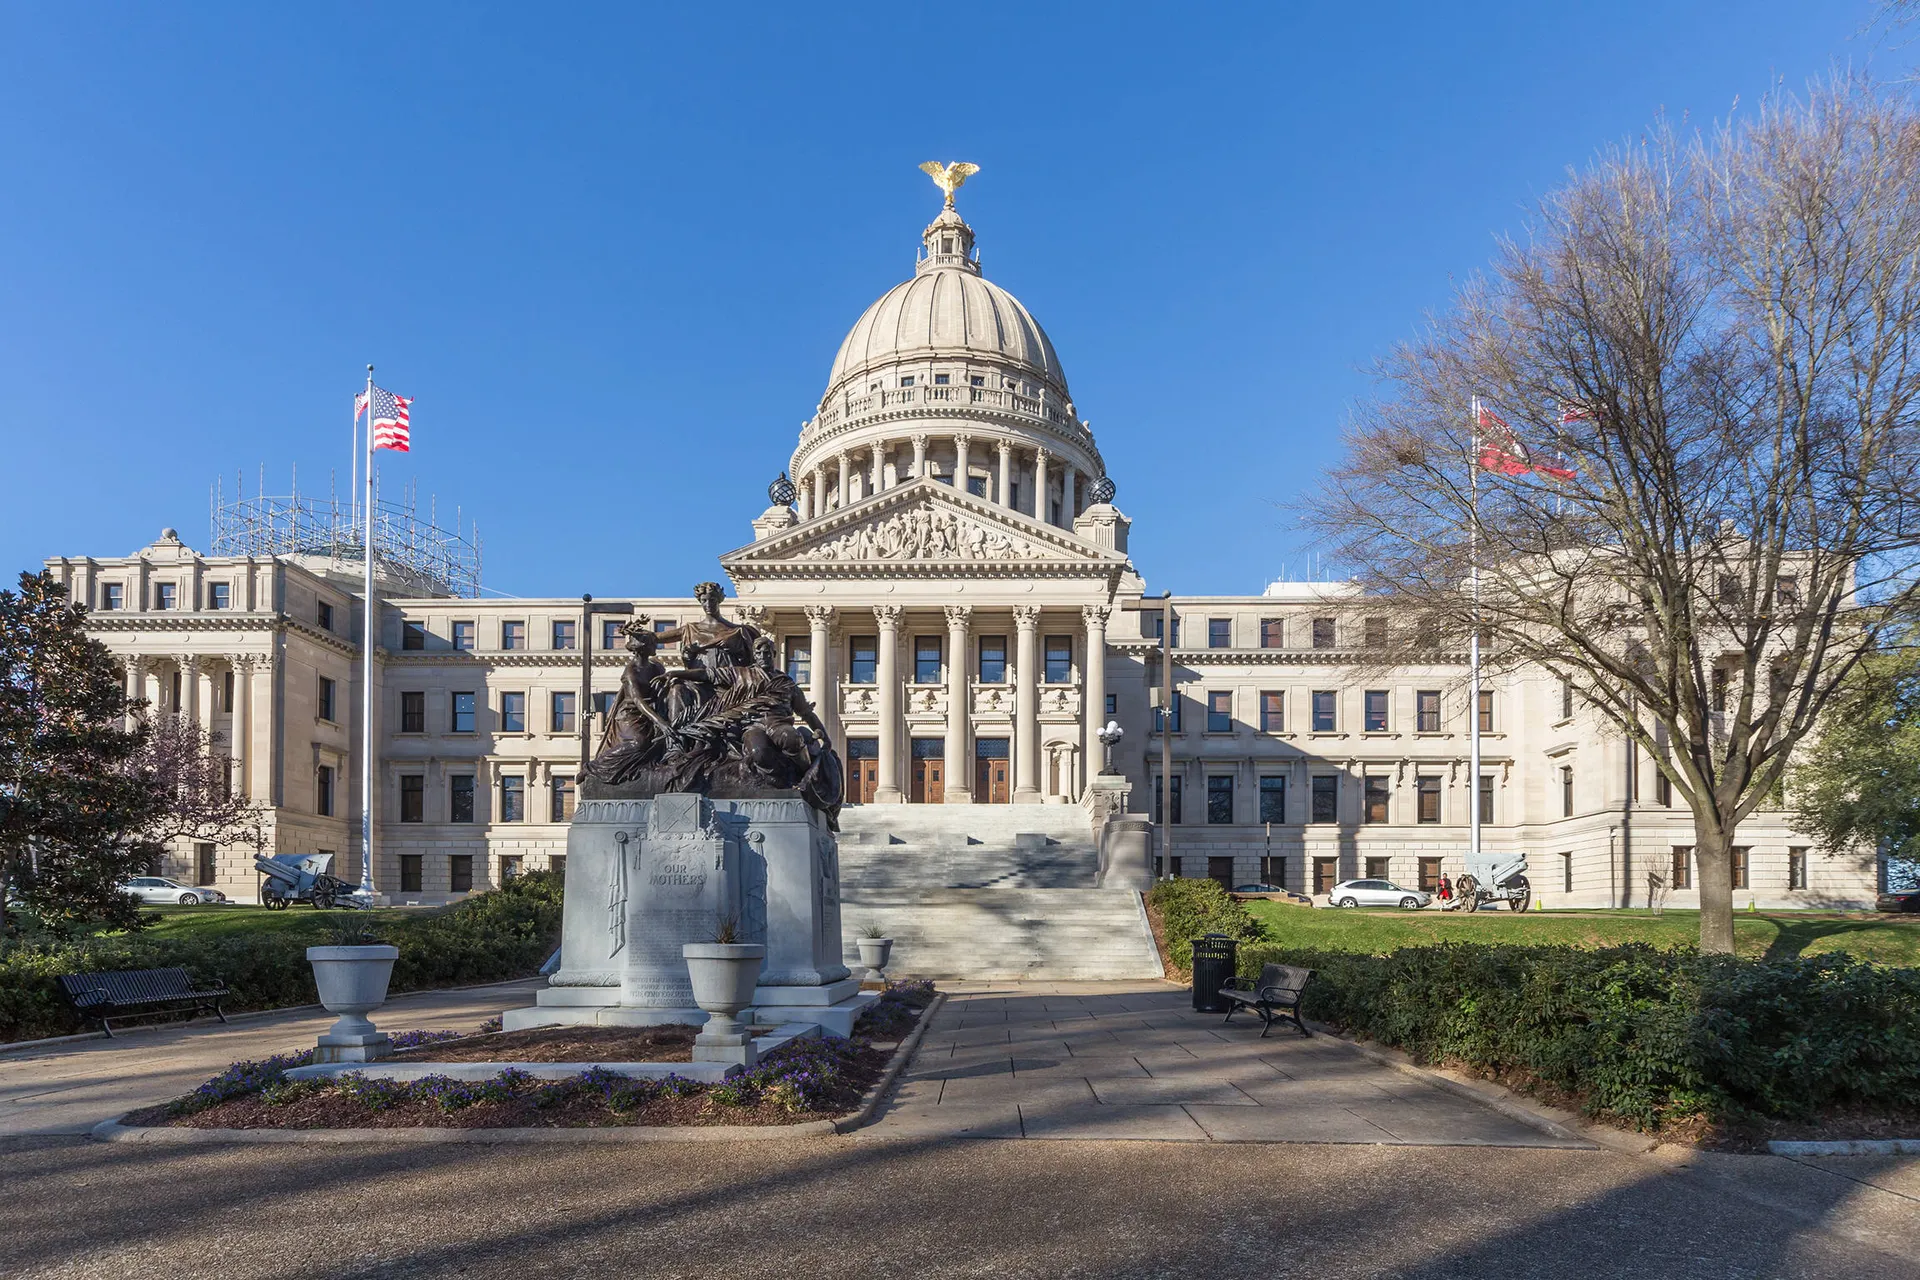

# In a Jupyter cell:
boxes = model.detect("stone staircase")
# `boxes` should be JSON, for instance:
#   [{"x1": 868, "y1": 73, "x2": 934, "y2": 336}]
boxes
[{"x1": 835, "y1": 804, "x2": 1162, "y2": 981}]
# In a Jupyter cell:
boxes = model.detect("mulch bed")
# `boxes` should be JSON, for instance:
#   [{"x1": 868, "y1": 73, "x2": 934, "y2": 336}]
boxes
[{"x1": 385, "y1": 1025, "x2": 698, "y2": 1064}]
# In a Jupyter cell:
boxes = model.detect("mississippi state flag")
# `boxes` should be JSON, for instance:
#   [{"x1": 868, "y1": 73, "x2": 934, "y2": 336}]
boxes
[{"x1": 1477, "y1": 404, "x2": 1574, "y2": 481}]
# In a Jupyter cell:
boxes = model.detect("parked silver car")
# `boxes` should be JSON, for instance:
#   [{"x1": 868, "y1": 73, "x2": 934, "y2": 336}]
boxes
[
  {"x1": 1328, "y1": 879, "x2": 1431, "y2": 910},
  {"x1": 120, "y1": 876, "x2": 222, "y2": 906}
]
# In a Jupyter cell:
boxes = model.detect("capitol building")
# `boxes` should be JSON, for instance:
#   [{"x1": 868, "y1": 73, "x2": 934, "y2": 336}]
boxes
[{"x1": 44, "y1": 184, "x2": 1877, "y2": 918}]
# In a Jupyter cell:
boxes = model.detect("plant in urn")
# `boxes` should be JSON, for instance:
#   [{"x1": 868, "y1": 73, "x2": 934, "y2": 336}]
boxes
[{"x1": 683, "y1": 918, "x2": 766, "y2": 1067}]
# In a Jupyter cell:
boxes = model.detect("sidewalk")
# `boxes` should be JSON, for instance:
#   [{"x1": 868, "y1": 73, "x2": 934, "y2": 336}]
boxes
[{"x1": 0, "y1": 979, "x2": 540, "y2": 1136}]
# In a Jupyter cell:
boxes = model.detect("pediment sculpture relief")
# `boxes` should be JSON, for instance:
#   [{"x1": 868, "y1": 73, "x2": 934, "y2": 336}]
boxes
[{"x1": 799, "y1": 506, "x2": 1053, "y2": 563}]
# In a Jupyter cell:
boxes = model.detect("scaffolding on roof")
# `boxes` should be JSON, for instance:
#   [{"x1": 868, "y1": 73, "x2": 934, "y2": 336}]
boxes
[{"x1": 209, "y1": 466, "x2": 482, "y2": 599}]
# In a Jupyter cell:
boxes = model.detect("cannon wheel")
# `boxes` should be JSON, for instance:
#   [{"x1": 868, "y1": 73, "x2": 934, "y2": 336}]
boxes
[
  {"x1": 1507, "y1": 875, "x2": 1532, "y2": 912},
  {"x1": 1457, "y1": 875, "x2": 1480, "y2": 913},
  {"x1": 263, "y1": 893, "x2": 287, "y2": 911},
  {"x1": 311, "y1": 888, "x2": 334, "y2": 910}
]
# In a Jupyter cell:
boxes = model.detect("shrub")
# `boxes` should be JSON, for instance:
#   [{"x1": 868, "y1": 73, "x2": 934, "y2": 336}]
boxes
[
  {"x1": 1146, "y1": 878, "x2": 1265, "y2": 970},
  {"x1": 1234, "y1": 940, "x2": 1920, "y2": 1129},
  {"x1": 0, "y1": 872, "x2": 563, "y2": 1042}
]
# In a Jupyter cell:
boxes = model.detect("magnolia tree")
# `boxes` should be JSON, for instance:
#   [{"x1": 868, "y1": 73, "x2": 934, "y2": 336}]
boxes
[{"x1": 1306, "y1": 79, "x2": 1920, "y2": 952}]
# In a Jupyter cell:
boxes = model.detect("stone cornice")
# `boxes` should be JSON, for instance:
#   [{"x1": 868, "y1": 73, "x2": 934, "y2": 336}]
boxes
[
  {"x1": 1108, "y1": 641, "x2": 1471, "y2": 666},
  {"x1": 85, "y1": 611, "x2": 360, "y2": 659},
  {"x1": 381, "y1": 651, "x2": 626, "y2": 668},
  {"x1": 794, "y1": 407, "x2": 1099, "y2": 477}
]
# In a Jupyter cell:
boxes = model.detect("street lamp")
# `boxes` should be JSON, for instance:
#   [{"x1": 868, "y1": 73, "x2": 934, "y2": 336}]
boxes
[{"x1": 1096, "y1": 720, "x2": 1124, "y2": 776}]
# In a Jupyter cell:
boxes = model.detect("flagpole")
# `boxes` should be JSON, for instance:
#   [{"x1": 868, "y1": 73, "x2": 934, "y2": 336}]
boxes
[
  {"x1": 359, "y1": 364, "x2": 376, "y2": 901},
  {"x1": 350, "y1": 398, "x2": 360, "y2": 532},
  {"x1": 1468, "y1": 396, "x2": 1483, "y2": 872}
]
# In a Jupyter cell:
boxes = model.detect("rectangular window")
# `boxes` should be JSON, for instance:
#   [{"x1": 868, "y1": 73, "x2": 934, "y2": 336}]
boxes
[
  {"x1": 194, "y1": 843, "x2": 216, "y2": 885},
  {"x1": 402, "y1": 621, "x2": 426, "y2": 650},
  {"x1": 500, "y1": 776, "x2": 525, "y2": 822},
  {"x1": 899, "y1": 375, "x2": 914, "y2": 387},
  {"x1": 1208, "y1": 618, "x2": 1231, "y2": 648},
  {"x1": 1560, "y1": 680, "x2": 1574, "y2": 720},
  {"x1": 1365, "y1": 856, "x2": 1390, "y2": 880},
  {"x1": 1671, "y1": 846, "x2": 1693, "y2": 890},
  {"x1": 502, "y1": 621, "x2": 526, "y2": 651},
  {"x1": 450, "y1": 855, "x2": 473, "y2": 893},
  {"x1": 450, "y1": 775, "x2": 475, "y2": 823},
  {"x1": 399, "y1": 855, "x2": 423, "y2": 893},
  {"x1": 1364, "y1": 775, "x2": 1389, "y2": 823},
  {"x1": 1311, "y1": 617, "x2": 1335, "y2": 649},
  {"x1": 1206, "y1": 690, "x2": 1233, "y2": 733},
  {"x1": 1561, "y1": 765, "x2": 1574, "y2": 817},
  {"x1": 170, "y1": 670, "x2": 181, "y2": 712},
  {"x1": 1105, "y1": 693, "x2": 1117, "y2": 717},
  {"x1": 1364, "y1": 690, "x2": 1389, "y2": 733},
  {"x1": 552, "y1": 776, "x2": 576, "y2": 822},
  {"x1": 598, "y1": 618, "x2": 620, "y2": 650},
  {"x1": 978, "y1": 636, "x2": 1007, "y2": 683},
  {"x1": 1775, "y1": 575, "x2": 1800, "y2": 610},
  {"x1": 451, "y1": 692, "x2": 476, "y2": 733},
  {"x1": 966, "y1": 474, "x2": 988, "y2": 498},
  {"x1": 399, "y1": 775, "x2": 424, "y2": 823},
  {"x1": 785, "y1": 637, "x2": 811, "y2": 686},
  {"x1": 915, "y1": 636, "x2": 942, "y2": 684},
  {"x1": 1562, "y1": 851, "x2": 1574, "y2": 893},
  {"x1": 500, "y1": 691, "x2": 526, "y2": 733},
  {"x1": 1730, "y1": 846, "x2": 1749, "y2": 891},
  {"x1": 1656, "y1": 770, "x2": 1672, "y2": 806},
  {"x1": 400, "y1": 691, "x2": 425, "y2": 734},
  {"x1": 1416, "y1": 690, "x2": 1440, "y2": 732},
  {"x1": 1310, "y1": 690, "x2": 1337, "y2": 733},
  {"x1": 1152, "y1": 775, "x2": 1182, "y2": 824},
  {"x1": 1417, "y1": 776, "x2": 1440, "y2": 823},
  {"x1": 222, "y1": 670, "x2": 234, "y2": 712},
  {"x1": 101, "y1": 583, "x2": 123, "y2": 610},
  {"x1": 592, "y1": 690, "x2": 617, "y2": 723},
  {"x1": 1478, "y1": 690, "x2": 1494, "y2": 732},
  {"x1": 154, "y1": 582, "x2": 177, "y2": 611},
  {"x1": 1364, "y1": 616, "x2": 1387, "y2": 648},
  {"x1": 551, "y1": 691, "x2": 576, "y2": 733},
  {"x1": 209, "y1": 582, "x2": 231, "y2": 610},
  {"x1": 1788, "y1": 847, "x2": 1808, "y2": 890},
  {"x1": 1418, "y1": 857, "x2": 1443, "y2": 891},
  {"x1": 552, "y1": 620, "x2": 576, "y2": 651},
  {"x1": 1151, "y1": 693, "x2": 1182, "y2": 734},
  {"x1": 1259, "y1": 691, "x2": 1284, "y2": 732},
  {"x1": 1207, "y1": 856, "x2": 1235, "y2": 889},
  {"x1": 1311, "y1": 775, "x2": 1338, "y2": 823},
  {"x1": 850, "y1": 636, "x2": 878, "y2": 684},
  {"x1": 501, "y1": 855, "x2": 523, "y2": 880},
  {"x1": 318, "y1": 677, "x2": 337, "y2": 723},
  {"x1": 452, "y1": 621, "x2": 475, "y2": 651},
  {"x1": 1044, "y1": 636, "x2": 1072, "y2": 683},
  {"x1": 316, "y1": 764, "x2": 335, "y2": 817},
  {"x1": 1258, "y1": 776, "x2": 1287, "y2": 823},
  {"x1": 1206, "y1": 775, "x2": 1234, "y2": 825},
  {"x1": 316, "y1": 599, "x2": 333, "y2": 630},
  {"x1": 1712, "y1": 667, "x2": 1728, "y2": 714},
  {"x1": 1479, "y1": 775, "x2": 1494, "y2": 824},
  {"x1": 1260, "y1": 618, "x2": 1283, "y2": 648},
  {"x1": 933, "y1": 372, "x2": 949, "y2": 385},
  {"x1": 1149, "y1": 613, "x2": 1180, "y2": 646},
  {"x1": 654, "y1": 619, "x2": 676, "y2": 635}
]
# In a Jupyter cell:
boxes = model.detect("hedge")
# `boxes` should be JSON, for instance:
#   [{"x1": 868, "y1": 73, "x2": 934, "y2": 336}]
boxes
[
  {"x1": 0, "y1": 871, "x2": 563, "y2": 1043},
  {"x1": 1145, "y1": 878, "x2": 1265, "y2": 970},
  {"x1": 1149, "y1": 880, "x2": 1920, "y2": 1128}
]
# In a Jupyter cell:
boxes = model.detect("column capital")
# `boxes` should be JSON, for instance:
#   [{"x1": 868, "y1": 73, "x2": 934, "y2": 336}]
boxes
[
  {"x1": 911, "y1": 432, "x2": 929, "y2": 449},
  {"x1": 952, "y1": 432, "x2": 971, "y2": 450},
  {"x1": 997, "y1": 438, "x2": 1013, "y2": 456},
  {"x1": 872, "y1": 603, "x2": 903, "y2": 631},
  {"x1": 1012, "y1": 605, "x2": 1041, "y2": 630},
  {"x1": 1082, "y1": 604, "x2": 1111, "y2": 628},
  {"x1": 943, "y1": 604, "x2": 973, "y2": 629},
  {"x1": 182, "y1": 654, "x2": 202, "y2": 673},
  {"x1": 802, "y1": 604, "x2": 835, "y2": 627},
  {"x1": 735, "y1": 603, "x2": 769, "y2": 630}
]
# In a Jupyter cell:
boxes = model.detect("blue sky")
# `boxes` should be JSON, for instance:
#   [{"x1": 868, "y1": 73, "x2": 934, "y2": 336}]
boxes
[{"x1": 1, "y1": 2, "x2": 1910, "y2": 599}]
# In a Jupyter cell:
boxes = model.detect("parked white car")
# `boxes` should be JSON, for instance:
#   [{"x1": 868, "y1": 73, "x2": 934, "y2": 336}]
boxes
[
  {"x1": 1328, "y1": 879, "x2": 1431, "y2": 910},
  {"x1": 120, "y1": 876, "x2": 222, "y2": 906}
]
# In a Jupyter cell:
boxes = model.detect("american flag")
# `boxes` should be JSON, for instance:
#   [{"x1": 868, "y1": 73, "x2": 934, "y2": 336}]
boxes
[{"x1": 367, "y1": 385, "x2": 413, "y2": 453}]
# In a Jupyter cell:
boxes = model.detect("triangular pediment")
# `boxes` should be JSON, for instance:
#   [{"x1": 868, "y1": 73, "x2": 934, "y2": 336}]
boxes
[{"x1": 721, "y1": 479, "x2": 1128, "y2": 580}]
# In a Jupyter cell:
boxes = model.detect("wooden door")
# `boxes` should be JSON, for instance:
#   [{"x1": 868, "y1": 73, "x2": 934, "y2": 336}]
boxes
[
  {"x1": 1313, "y1": 857, "x2": 1338, "y2": 895},
  {"x1": 975, "y1": 757, "x2": 1010, "y2": 804},
  {"x1": 911, "y1": 758, "x2": 944, "y2": 805},
  {"x1": 851, "y1": 758, "x2": 879, "y2": 805}
]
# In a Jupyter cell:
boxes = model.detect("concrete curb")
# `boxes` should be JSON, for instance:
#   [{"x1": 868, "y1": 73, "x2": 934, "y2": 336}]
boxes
[
  {"x1": 1770, "y1": 1138, "x2": 1920, "y2": 1157},
  {"x1": 1308, "y1": 1022, "x2": 1598, "y2": 1149},
  {"x1": 87, "y1": 994, "x2": 946, "y2": 1146},
  {"x1": 833, "y1": 992, "x2": 945, "y2": 1134}
]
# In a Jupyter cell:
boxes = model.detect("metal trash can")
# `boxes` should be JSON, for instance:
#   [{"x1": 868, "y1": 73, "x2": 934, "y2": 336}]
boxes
[{"x1": 1190, "y1": 933, "x2": 1239, "y2": 1012}]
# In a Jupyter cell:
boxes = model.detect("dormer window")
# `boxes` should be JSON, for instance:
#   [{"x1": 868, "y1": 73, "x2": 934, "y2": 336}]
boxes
[{"x1": 899, "y1": 376, "x2": 915, "y2": 387}]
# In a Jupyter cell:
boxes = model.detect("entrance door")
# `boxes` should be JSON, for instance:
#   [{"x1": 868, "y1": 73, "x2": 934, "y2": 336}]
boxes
[
  {"x1": 1313, "y1": 856, "x2": 1338, "y2": 895},
  {"x1": 911, "y1": 758, "x2": 944, "y2": 804},
  {"x1": 852, "y1": 759, "x2": 879, "y2": 805},
  {"x1": 974, "y1": 737, "x2": 1010, "y2": 804}
]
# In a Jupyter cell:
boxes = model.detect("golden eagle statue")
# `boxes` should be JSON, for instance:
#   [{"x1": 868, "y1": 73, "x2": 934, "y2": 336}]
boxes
[{"x1": 919, "y1": 161, "x2": 980, "y2": 210}]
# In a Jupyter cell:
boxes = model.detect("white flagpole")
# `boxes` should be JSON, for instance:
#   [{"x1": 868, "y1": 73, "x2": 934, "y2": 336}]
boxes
[
  {"x1": 350, "y1": 397, "x2": 360, "y2": 531},
  {"x1": 359, "y1": 364, "x2": 377, "y2": 900},
  {"x1": 1469, "y1": 396, "x2": 1483, "y2": 870}
]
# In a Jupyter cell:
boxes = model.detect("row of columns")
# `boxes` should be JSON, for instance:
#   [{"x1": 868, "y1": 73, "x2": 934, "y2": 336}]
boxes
[
  {"x1": 798, "y1": 603, "x2": 1111, "y2": 804},
  {"x1": 124, "y1": 653, "x2": 262, "y2": 800},
  {"x1": 796, "y1": 434, "x2": 1085, "y2": 529}
]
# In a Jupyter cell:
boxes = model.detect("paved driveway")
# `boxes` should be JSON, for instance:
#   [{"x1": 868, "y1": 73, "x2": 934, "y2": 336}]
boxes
[{"x1": 864, "y1": 981, "x2": 1582, "y2": 1145}]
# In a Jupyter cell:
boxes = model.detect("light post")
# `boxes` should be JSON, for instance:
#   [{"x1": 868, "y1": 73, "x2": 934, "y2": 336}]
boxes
[
  {"x1": 1096, "y1": 720, "x2": 1124, "y2": 776},
  {"x1": 579, "y1": 594, "x2": 635, "y2": 776}
]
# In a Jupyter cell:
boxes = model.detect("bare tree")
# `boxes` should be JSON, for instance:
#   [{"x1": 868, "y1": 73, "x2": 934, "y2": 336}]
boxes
[
  {"x1": 1306, "y1": 78, "x2": 1920, "y2": 952},
  {"x1": 134, "y1": 713, "x2": 269, "y2": 856}
]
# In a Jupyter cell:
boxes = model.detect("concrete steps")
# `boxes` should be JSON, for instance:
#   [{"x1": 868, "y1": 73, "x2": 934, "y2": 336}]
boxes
[{"x1": 832, "y1": 805, "x2": 1161, "y2": 981}]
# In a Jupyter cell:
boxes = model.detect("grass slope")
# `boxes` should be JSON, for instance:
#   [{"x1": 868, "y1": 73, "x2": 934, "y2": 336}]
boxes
[
  {"x1": 112, "y1": 904, "x2": 428, "y2": 942},
  {"x1": 1242, "y1": 903, "x2": 1920, "y2": 965}
]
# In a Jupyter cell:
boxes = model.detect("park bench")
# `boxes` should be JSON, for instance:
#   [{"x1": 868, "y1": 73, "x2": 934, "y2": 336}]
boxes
[
  {"x1": 1218, "y1": 963, "x2": 1313, "y2": 1038},
  {"x1": 57, "y1": 967, "x2": 229, "y2": 1037}
]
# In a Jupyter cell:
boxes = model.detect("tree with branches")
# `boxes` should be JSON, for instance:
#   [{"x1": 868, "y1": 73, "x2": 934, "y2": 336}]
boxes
[
  {"x1": 1306, "y1": 78, "x2": 1920, "y2": 952},
  {"x1": 135, "y1": 711, "x2": 269, "y2": 861}
]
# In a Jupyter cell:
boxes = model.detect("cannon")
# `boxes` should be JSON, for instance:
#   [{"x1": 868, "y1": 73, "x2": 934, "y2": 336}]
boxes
[
  {"x1": 254, "y1": 852, "x2": 366, "y2": 910},
  {"x1": 1448, "y1": 850, "x2": 1532, "y2": 913}
]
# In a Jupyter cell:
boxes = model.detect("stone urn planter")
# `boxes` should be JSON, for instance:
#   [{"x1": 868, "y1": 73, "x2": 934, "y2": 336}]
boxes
[
  {"x1": 306, "y1": 944, "x2": 399, "y2": 1062},
  {"x1": 683, "y1": 942, "x2": 766, "y2": 1066},
  {"x1": 856, "y1": 936, "x2": 894, "y2": 982}
]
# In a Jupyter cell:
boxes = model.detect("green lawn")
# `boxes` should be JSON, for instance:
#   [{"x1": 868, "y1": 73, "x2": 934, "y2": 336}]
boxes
[
  {"x1": 1242, "y1": 902, "x2": 1920, "y2": 966},
  {"x1": 95, "y1": 903, "x2": 434, "y2": 942}
]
